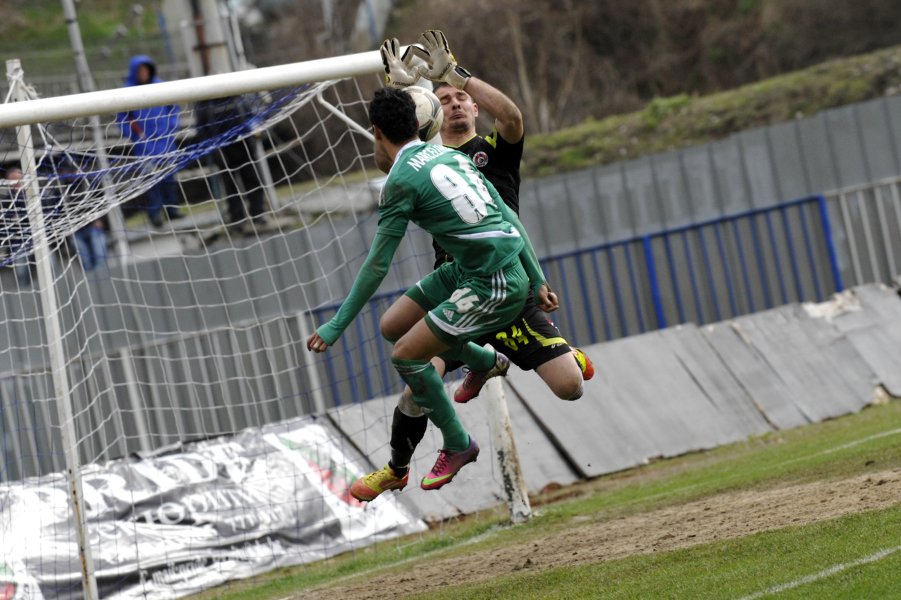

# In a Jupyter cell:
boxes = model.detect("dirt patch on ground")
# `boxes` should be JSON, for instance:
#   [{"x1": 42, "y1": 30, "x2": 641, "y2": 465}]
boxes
[{"x1": 297, "y1": 469, "x2": 901, "y2": 599}]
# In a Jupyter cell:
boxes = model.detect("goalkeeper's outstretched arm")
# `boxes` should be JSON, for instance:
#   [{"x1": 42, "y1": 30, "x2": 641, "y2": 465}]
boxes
[{"x1": 462, "y1": 76, "x2": 524, "y2": 144}]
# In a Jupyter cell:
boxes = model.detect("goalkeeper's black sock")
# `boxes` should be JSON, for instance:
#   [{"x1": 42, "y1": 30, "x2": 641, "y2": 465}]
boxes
[{"x1": 389, "y1": 406, "x2": 427, "y2": 476}]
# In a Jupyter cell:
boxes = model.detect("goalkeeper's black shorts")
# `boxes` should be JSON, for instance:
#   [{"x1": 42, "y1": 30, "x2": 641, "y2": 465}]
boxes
[{"x1": 444, "y1": 295, "x2": 572, "y2": 372}]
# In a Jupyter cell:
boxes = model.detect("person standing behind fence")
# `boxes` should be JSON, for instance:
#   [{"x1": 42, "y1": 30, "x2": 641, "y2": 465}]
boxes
[
  {"x1": 1, "y1": 166, "x2": 31, "y2": 285},
  {"x1": 194, "y1": 94, "x2": 269, "y2": 234},
  {"x1": 1, "y1": 165, "x2": 72, "y2": 286},
  {"x1": 56, "y1": 162, "x2": 108, "y2": 273},
  {"x1": 117, "y1": 55, "x2": 183, "y2": 228}
]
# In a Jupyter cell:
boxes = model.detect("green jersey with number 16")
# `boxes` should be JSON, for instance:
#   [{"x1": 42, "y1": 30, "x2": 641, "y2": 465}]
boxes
[{"x1": 378, "y1": 141, "x2": 524, "y2": 276}]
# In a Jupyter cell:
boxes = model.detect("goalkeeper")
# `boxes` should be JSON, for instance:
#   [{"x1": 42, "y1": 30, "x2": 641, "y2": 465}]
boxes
[
  {"x1": 349, "y1": 31, "x2": 593, "y2": 502},
  {"x1": 307, "y1": 86, "x2": 557, "y2": 494}
]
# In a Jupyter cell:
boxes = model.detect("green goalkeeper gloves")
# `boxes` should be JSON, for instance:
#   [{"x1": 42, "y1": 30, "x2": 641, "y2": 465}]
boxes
[
  {"x1": 417, "y1": 30, "x2": 472, "y2": 90},
  {"x1": 379, "y1": 38, "x2": 430, "y2": 87}
]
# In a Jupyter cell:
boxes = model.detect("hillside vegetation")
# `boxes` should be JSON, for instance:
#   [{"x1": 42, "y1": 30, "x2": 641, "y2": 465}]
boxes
[
  {"x1": 390, "y1": 0, "x2": 901, "y2": 133},
  {"x1": 3, "y1": 2, "x2": 901, "y2": 180},
  {"x1": 522, "y1": 44, "x2": 901, "y2": 177},
  {"x1": 0, "y1": 0, "x2": 158, "y2": 73},
  {"x1": 260, "y1": 0, "x2": 901, "y2": 177}
]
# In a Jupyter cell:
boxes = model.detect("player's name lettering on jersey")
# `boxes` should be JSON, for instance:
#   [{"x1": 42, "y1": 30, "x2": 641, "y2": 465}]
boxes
[{"x1": 406, "y1": 144, "x2": 452, "y2": 172}]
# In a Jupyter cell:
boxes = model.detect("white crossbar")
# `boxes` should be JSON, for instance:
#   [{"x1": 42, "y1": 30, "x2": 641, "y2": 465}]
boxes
[{"x1": 0, "y1": 48, "x2": 388, "y2": 128}]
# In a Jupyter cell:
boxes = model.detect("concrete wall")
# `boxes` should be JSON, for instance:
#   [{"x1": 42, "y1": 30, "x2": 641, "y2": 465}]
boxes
[
  {"x1": 3, "y1": 94, "x2": 901, "y2": 482},
  {"x1": 518, "y1": 96, "x2": 901, "y2": 259},
  {"x1": 327, "y1": 283, "x2": 900, "y2": 521}
]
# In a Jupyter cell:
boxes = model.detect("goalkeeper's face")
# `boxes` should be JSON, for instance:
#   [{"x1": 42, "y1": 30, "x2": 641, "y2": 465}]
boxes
[{"x1": 435, "y1": 86, "x2": 477, "y2": 136}]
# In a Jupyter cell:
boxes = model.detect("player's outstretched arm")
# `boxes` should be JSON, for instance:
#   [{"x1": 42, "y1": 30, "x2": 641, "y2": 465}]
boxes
[{"x1": 309, "y1": 231, "x2": 402, "y2": 351}]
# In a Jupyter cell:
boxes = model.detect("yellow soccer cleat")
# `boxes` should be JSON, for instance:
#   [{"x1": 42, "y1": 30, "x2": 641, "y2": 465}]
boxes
[
  {"x1": 350, "y1": 465, "x2": 409, "y2": 502},
  {"x1": 572, "y1": 347, "x2": 595, "y2": 380}
]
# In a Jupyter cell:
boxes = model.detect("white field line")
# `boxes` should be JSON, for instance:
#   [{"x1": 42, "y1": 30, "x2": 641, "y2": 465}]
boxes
[
  {"x1": 631, "y1": 426, "x2": 901, "y2": 506},
  {"x1": 736, "y1": 545, "x2": 901, "y2": 600},
  {"x1": 776, "y1": 427, "x2": 901, "y2": 466}
]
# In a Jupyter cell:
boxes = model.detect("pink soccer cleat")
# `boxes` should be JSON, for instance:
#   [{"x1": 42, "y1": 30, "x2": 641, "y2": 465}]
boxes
[
  {"x1": 420, "y1": 437, "x2": 480, "y2": 490},
  {"x1": 453, "y1": 352, "x2": 510, "y2": 403}
]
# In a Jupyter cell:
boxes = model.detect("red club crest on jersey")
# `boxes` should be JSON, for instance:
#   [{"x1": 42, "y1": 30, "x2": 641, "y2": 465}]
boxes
[{"x1": 472, "y1": 151, "x2": 489, "y2": 168}]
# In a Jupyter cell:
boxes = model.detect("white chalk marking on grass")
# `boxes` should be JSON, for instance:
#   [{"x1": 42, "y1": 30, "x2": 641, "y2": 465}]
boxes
[
  {"x1": 634, "y1": 427, "x2": 901, "y2": 507},
  {"x1": 777, "y1": 427, "x2": 901, "y2": 467},
  {"x1": 736, "y1": 545, "x2": 901, "y2": 600}
]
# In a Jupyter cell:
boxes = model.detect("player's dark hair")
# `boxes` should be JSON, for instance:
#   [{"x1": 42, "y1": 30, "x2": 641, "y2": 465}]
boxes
[{"x1": 369, "y1": 86, "x2": 418, "y2": 145}]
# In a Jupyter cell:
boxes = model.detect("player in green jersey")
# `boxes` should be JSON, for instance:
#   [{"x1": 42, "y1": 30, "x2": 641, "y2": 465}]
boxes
[
  {"x1": 351, "y1": 32, "x2": 593, "y2": 503},
  {"x1": 306, "y1": 86, "x2": 556, "y2": 492}
]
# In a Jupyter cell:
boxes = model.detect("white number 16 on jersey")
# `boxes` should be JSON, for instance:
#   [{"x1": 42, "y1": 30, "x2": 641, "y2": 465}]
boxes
[{"x1": 449, "y1": 287, "x2": 479, "y2": 313}]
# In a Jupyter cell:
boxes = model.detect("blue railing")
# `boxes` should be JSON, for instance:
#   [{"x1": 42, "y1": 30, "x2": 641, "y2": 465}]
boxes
[{"x1": 311, "y1": 194, "x2": 844, "y2": 405}]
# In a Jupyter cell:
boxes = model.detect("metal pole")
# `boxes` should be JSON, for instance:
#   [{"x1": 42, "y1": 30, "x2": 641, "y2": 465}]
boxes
[
  {"x1": 296, "y1": 312, "x2": 328, "y2": 414},
  {"x1": 218, "y1": 1, "x2": 280, "y2": 211},
  {"x1": 227, "y1": 9, "x2": 248, "y2": 70},
  {"x1": 7, "y1": 58, "x2": 99, "y2": 600},
  {"x1": 221, "y1": 9, "x2": 241, "y2": 71},
  {"x1": 60, "y1": 0, "x2": 131, "y2": 264},
  {"x1": 190, "y1": 0, "x2": 212, "y2": 75},
  {"x1": 156, "y1": 8, "x2": 177, "y2": 66},
  {"x1": 118, "y1": 347, "x2": 152, "y2": 454},
  {"x1": 483, "y1": 377, "x2": 532, "y2": 524}
]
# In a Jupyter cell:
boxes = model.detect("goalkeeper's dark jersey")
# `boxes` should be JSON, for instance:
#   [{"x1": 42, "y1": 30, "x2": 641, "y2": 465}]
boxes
[
  {"x1": 433, "y1": 129, "x2": 525, "y2": 267},
  {"x1": 455, "y1": 129, "x2": 524, "y2": 214}
]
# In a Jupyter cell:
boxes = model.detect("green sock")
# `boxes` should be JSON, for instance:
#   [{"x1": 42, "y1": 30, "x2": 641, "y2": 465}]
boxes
[
  {"x1": 442, "y1": 341, "x2": 496, "y2": 372},
  {"x1": 392, "y1": 357, "x2": 470, "y2": 452}
]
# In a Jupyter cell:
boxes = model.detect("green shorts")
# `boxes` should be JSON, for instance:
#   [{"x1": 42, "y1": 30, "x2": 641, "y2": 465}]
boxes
[{"x1": 405, "y1": 260, "x2": 530, "y2": 347}]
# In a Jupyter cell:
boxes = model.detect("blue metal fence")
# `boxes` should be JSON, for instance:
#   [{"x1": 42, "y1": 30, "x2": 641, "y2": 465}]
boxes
[
  {"x1": 0, "y1": 193, "x2": 850, "y2": 481},
  {"x1": 310, "y1": 194, "x2": 845, "y2": 406}
]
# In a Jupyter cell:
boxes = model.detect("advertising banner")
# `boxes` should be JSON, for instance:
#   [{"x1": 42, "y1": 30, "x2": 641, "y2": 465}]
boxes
[{"x1": 0, "y1": 419, "x2": 424, "y2": 599}]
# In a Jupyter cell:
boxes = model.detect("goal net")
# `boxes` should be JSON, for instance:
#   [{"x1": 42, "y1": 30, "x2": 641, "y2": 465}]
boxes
[{"x1": 0, "y1": 53, "x2": 520, "y2": 599}]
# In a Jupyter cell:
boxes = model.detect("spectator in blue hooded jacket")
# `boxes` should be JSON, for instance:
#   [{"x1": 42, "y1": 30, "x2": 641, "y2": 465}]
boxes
[{"x1": 117, "y1": 55, "x2": 183, "y2": 228}]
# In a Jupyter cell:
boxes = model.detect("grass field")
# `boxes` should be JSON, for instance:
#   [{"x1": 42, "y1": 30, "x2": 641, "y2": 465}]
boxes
[{"x1": 190, "y1": 399, "x2": 901, "y2": 600}]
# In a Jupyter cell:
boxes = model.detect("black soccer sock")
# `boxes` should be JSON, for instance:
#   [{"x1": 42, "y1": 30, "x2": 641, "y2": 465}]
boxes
[{"x1": 389, "y1": 406, "x2": 427, "y2": 475}]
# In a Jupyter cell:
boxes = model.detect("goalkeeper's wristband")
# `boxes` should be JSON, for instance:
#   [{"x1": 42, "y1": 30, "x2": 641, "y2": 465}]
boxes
[{"x1": 447, "y1": 65, "x2": 472, "y2": 90}]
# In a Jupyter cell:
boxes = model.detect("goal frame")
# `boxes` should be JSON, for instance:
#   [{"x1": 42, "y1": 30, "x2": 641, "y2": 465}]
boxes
[
  {"x1": 0, "y1": 47, "x2": 532, "y2": 599},
  {"x1": 0, "y1": 49, "x2": 391, "y2": 128}
]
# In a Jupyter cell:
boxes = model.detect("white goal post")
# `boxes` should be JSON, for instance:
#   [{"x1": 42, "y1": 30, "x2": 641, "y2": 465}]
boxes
[
  {"x1": 0, "y1": 46, "x2": 532, "y2": 599},
  {"x1": 0, "y1": 50, "x2": 387, "y2": 128}
]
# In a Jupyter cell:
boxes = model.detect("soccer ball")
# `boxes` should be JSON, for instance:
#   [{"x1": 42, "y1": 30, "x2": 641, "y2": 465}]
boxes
[{"x1": 406, "y1": 86, "x2": 444, "y2": 142}]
